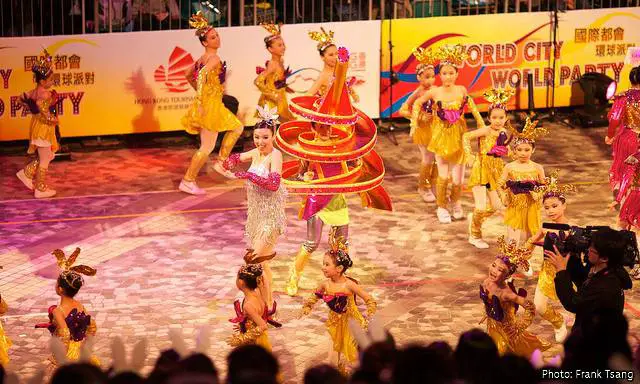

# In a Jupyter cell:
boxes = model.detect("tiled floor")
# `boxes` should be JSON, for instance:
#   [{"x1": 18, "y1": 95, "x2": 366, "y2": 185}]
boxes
[{"x1": 0, "y1": 124, "x2": 638, "y2": 382}]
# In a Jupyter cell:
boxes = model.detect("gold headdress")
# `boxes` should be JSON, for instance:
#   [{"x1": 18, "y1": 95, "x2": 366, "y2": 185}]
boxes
[
  {"x1": 308, "y1": 27, "x2": 335, "y2": 52},
  {"x1": 483, "y1": 87, "x2": 515, "y2": 111},
  {"x1": 412, "y1": 47, "x2": 438, "y2": 75},
  {"x1": 496, "y1": 236, "x2": 532, "y2": 275},
  {"x1": 52, "y1": 248, "x2": 96, "y2": 290},
  {"x1": 328, "y1": 228, "x2": 352, "y2": 270},
  {"x1": 32, "y1": 49, "x2": 53, "y2": 80},
  {"x1": 189, "y1": 11, "x2": 213, "y2": 37},
  {"x1": 436, "y1": 44, "x2": 468, "y2": 68},
  {"x1": 261, "y1": 23, "x2": 282, "y2": 44},
  {"x1": 535, "y1": 169, "x2": 576, "y2": 201},
  {"x1": 512, "y1": 116, "x2": 548, "y2": 147}
]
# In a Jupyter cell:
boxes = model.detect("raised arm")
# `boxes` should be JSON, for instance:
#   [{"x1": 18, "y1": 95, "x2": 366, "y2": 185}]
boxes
[{"x1": 347, "y1": 280, "x2": 377, "y2": 318}]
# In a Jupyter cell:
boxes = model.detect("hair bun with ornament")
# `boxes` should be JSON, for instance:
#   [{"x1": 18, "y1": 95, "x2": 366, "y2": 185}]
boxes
[
  {"x1": 512, "y1": 116, "x2": 548, "y2": 147},
  {"x1": 255, "y1": 104, "x2": 279, "y2": 130},
  {"x1": 328, "y1": 228, "x2": 352, "y2": 271},
  {"x1": 535, "y1": 169, "x2": 576, "y2": 202},
  {"x1": 496, "y1": 236, "x2": 532, "y2": 276},
  {"x1": 308, "y1": 26, "x2": 335, "y2": 53},
  {"x1": 436, "y1": 44, "x2": 468, "y2": 68},
  {"x1": 483, "y1": 87, "x2": 515, "y2": 111},
  {"x1": 52, "y1": 248, "x2": 97, "y2": 290},
  {"x1": 412, "y1": 47, "x2": 438, "y2": 75},
  {"x1": 32, "y1": 49, "x2": 53, "y2": 81},
  {"x1": 261, "y1": 23, "x2": 282, "y2": 44},
  {"x1": 189, "y1": 11, "x2": 213, "y2": 37}
]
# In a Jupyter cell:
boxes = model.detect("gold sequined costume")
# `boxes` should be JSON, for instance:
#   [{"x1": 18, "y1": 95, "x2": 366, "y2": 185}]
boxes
[
  {"x1": 467, "y1": 129, "x2": 506, "y2": 190},
  {"x1": 502, "y1": 168, "x2": 542, "y2": 235},
  {"x1": 427, "y1": 99, "x2": 468, "y2": 164},
  {"x1": 254, "y1": 65, "x2": 295, "y2": 122},
  {"x1": 0, "y1": 298, "x2": 11, "y2": 366}
]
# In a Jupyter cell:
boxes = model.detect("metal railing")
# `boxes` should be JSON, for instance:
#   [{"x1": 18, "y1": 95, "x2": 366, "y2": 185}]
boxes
[{"x1": 1, "y1": 0, "x2": 638, "y2": 37}]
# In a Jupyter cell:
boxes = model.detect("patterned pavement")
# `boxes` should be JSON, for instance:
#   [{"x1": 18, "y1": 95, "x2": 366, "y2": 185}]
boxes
[{"x1": 0, "y1": 122, "x2": 638, "y2": 382}]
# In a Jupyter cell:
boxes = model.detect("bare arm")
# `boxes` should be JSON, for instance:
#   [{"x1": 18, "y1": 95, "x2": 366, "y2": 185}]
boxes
[
  {"x1": 270, "y1": 150, "x2": 283, "y2": 175},
  {"x1": 185, "y1": 65, "x2": 196, "y2": 90},
  {"x1": 346, "y1": 280, "x2": 377, "y2": 317}
]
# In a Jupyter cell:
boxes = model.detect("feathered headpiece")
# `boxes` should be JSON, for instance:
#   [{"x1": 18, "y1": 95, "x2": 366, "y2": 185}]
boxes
[
  {"x1": 535, "y1": 169, "x2": 576, "y2": 201},
  {"x1": 328, "y1": 227, "x2": 352, "y2": 270},
  {"x1": 255, "y1": 104, "x2": 279, "y2": 128},
  {"x1": 483, "y1": 87, "x2": 515, "y2": 111},
  {"x1": 189, "y1": 11, "x2": 213, "y2": 37},
  {"x1": 436, "y1": 44, "x2": 468, "y2": 68},
  {"x1": 32, "y1": 49, "x2": 53, "y2": 80},
  {"x1": 512, "y1": 116, "x2": 548, "y2": 147},
  {"x1": 308, "y1": 27, "x2": 335, "y2": 52},
  {"x1": 52, "y1": 248, "x2": 97, "y2": 290},
  {"x1": 496, "y1": 236, "x2": 532, "y2": 276},
  {"x1": 625, "y1": 46, "x2": 640, "y2": 67},
  {"x1": 261, "y1": 23, "x2": 282, "y2": 44},
  {"x1": 412, "y1": 47, "x2": 438, "y2": 75}
]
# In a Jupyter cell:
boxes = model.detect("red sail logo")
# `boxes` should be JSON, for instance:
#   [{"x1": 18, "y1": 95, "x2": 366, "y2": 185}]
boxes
[{"x1": 154, "y1": 47, "x2": 194, "y2": 93}]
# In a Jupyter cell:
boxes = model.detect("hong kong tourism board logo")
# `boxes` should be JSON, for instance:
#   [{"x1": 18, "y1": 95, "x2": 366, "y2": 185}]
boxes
[{"x1": 154, "y1": 47, "x2": 194, "y2": 93}]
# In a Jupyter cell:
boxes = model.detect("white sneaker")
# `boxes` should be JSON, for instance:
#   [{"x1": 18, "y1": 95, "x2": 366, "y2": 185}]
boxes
[
  {"x1": 469, "y1": 236, "x2": 490, "y2": 249},
  {"x1": 212, "y1": 161, "x2": 227, "y2": 176},
  {"x1": 436, "y1": 207, "x2": 451, "y2": 224},
  {"x1": 179, "y1": 180, "x2": 206, "y2": 195},
  {"x1": 419, "y1": 188, "x2": 436, "y2": 203},
  {"x1": 16, "y1": 169, "x2": 34, "y2": 190},
  {"x1": 554, "y1": 321, "x2": 567, "y2": 343},
  {"x1": 452, "y1": 202, "x2": 464, "y2": 220},
  {"x1": 34, "y1": 188, "x2": 56, "y2": 198}
]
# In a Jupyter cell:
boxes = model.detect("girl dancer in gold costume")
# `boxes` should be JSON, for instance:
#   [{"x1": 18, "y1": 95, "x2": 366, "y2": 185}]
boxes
[
  {"x1": 223, "y1": 105, "x2": 287, "y2": 313},
  {"x1": 480, "y1": 237, "x2": 550, "y2": 356},
  {"x1": 180, "y1": 11, "x2": 244, "y2": 195},
  {"x1": 525, "y1": 171, "x2": 574, "y2": 342},
  {"x1": 401, "y1": 47, "x2": 438, "y2": 202},
  {"x1": 301, "y1": 231, "x2": 377, "y2": 374},
  {"x1": 463, "y1": 88, "x2": 515, "y2": 248},
  {"x1": 16, "y1": 50, "x2": 59, "y2": 198},
  {"x1": 498, "y1": 118, "x2": 548, "y2": 246},
  {"x1": 255, "y1": 23, "x2": 294, "y2": 122},
  {"x1": 414, "y1": 45, "x2": 479, "y2": 223},
  {"x1": 36, "y1": 248, "x2": 99, "y2": 367},
  {"x1": 0, "y1": 279, "x2": 11, "y2": 366}
]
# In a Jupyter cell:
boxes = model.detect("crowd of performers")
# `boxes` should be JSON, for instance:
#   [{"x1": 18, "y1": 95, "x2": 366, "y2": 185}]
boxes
[{"x1": 5, "y1": 9, "x2": 640, "y2": 375}]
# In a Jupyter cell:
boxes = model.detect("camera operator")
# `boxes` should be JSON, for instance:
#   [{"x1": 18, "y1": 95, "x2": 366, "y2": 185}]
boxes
[{"x1": 545, "y1": 227, "x2": 632, "y2": 332}]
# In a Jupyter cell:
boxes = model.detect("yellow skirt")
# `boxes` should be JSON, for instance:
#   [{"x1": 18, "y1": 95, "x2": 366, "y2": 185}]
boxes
[
  {"x1": 427, "y1": 117, "x2": 467, "y2": 164},
  {"x1": 504, "y1": 194, "x2": 541, "y2": 235},
  {"x1": 486, "y1": 318, "x2": 550, "y2": 357},
  {"x1": 255, "y1": 330, "x2": 272, "y2": 352},
  {"x1": 317, "y1": 195, "x2": 349, "y2": 226},
  {"x1": 326, "y1": 311, "x2": 359, "y2": 364},
  {"x1": 537, "y1": 259, "x2": 559, "y2": 301},
  {"x1": 182, "y1": 95, "x2": 242, "y2": 135},
  {"x1": 468, "y1": 155, "x2": 504, "y2": 190},
  {"x1": 413, "y1": 115, "x2": 433, "y2": 146},
  {"x1": 257, "y1": 90, "x2": 294, "y2": 123},
  {"x1": 0, "y1": 322, "x2": 11, "y2": 366},
  {"x1": 28, "y1": 118, "x2": 59, "y2": 154}
]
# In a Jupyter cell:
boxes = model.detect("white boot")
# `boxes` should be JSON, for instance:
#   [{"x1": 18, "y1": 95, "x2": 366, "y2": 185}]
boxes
[
  {"x1": 16, "y1": 169, "x2": 34, "y2": 190},
  {"x1": 419, "y1": 188, "x2": 436, "y2": 203},
  {"x1": 452, "y1": 202, "x2": 464, "y2": 220},
  {"x1": 179, "y1": 180, "x2": 206, "y2": 195},
  {"x1": 436, "y1": 207, "x2": 451, "y2": 224}
]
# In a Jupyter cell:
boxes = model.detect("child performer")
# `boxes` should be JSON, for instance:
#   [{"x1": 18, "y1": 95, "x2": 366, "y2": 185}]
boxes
[
  {"x1": 36, "y1": 248, "x2": 99, "y2": 367},
  {"x1": 462, "y1": 88, "x2": 515, "y2": 248},
  {"x1": 414, "y1": 45, "x2": 479, "y2": 223},
  {"x1": 228, "y1": 264, "x2": 281, "y2": 350},
  {"x1": 222, "y1": 105, "x2": 287, "y2": 312},
  {"x1": 524, "y1": 171, "x2": 574, "y2": 342},
  {"x1": 306, "y1": 27, "x2": 359, "y2": 102},
  {"x1": 498, "y1": 117, "x2": 548, "y2": 246},
  {"x1": 255, "y1": 23, "x2": 294, "y2": 123},
  {"x1": 480, "y1": 236, "x2": 550, "y2": 356},
  {"x1": 0, "y1": 276, "x2": 11, "y2": 366},
  {"x1": 606, "y1": 65, "x2": 640, "y2": 198},
  {"x1": 16, "y1": 50, "x2": 59, "y2": 198},
  {"x1": 400, "y1": 47, "x2": 438, "y2": 203},
  {"x1": 300, "y1": 230, "x2": 377, "y2": 374},
  {"x1": 180, "y1": 11, "x2": 244, "y2": 195}
]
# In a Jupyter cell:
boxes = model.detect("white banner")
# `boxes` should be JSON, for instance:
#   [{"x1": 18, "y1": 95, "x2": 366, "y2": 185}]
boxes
[{"x1": 0, "y1": 20, "x2": 380, "y2": 141}]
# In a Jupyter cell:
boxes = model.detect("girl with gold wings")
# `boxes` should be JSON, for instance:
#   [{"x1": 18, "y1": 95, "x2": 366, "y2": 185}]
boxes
[
  {"x1": 180, "y1": 11, "x2": 244, "y2": 195},
  {"x1": 413, "y1": 45, "x2": 480, "y2": 223},
  {"x1": 222, "y1": 105, "x2": 287, "y2": 313},
  {"x1": 0, "y1": 271, "x2": 11, "y2": 366},
  {"x1": 254, "y1": 23, "x2": 294, "y2": 122},
  {"x1": 16, "y1": 50, "x2": 60, "y2": 199},
  {"x1": 462, "y1": 88, "x2": 515, "y2": 249},
  {"x1": 228, "y1": 264, "x2": 281, "y2": 351},
  {"x1": 300, "y1": 230, "x2": 377, "y2": 374},
  {"x1": 498, "y1": 118, "x2": 547, "y2": 247},
  {"x1": 524, "y1": 171, "x2": 574, "y2": 342},
  {"x1": 35, "y1": 248, "x2": 99, "y2": 368},
  {"x1": 480, "y1": 237, "x2": 550, "y2": 356},
  {"x1": 400, "y1": 47, "x2": 438, "y2": 203},
  {"x1": 306, "y1": 27, "x2": 359, "y2": 103}
]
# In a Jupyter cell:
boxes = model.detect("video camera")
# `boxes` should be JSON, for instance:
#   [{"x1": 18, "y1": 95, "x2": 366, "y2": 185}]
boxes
[{"x1": 542, "y1": 223, "x2": 639, "y2": 267}]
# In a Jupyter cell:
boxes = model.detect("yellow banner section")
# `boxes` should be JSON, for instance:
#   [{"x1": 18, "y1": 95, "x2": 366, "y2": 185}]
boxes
[{"x1": 380, "y1": 8, "x2": 640, "y2": 115}]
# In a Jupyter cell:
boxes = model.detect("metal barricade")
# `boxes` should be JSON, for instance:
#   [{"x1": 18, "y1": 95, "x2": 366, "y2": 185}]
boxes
[{"x1": 1, "y1": 0, "x2": 639, "y2": 37}]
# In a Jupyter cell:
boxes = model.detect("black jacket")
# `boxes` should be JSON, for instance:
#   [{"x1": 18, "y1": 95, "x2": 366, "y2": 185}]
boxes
[{"x1": 554, "y1": 255, "x2": 632, "y2": 331}]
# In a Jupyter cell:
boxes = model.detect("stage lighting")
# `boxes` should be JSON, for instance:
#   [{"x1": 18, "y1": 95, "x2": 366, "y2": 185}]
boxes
[{"x1": 574, "y1": 72, "x2": 617, "y2": 128}]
